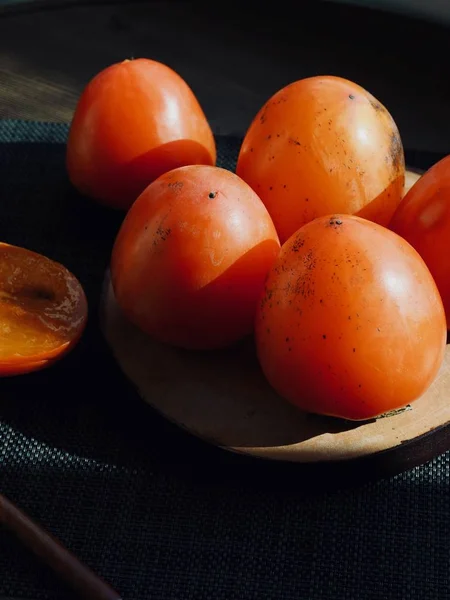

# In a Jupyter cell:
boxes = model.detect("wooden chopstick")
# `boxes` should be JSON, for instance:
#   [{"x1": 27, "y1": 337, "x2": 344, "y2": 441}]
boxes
[{"x1": 0, "y1": 492, "x2": 122, "y2": 600}]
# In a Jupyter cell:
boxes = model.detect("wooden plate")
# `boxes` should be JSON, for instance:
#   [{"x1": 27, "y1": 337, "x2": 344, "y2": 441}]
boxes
[
  {"x1": 405, "y1": 169, "x2": 421, "y2": 193},
  {"x1": 100, "y1": 169, "x2": 450, "y2": 471}
]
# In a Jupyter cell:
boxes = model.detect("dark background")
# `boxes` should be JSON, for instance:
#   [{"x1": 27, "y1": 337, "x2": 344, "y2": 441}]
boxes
[{"x1": 1, "y1": 0, "x2": 450, "y2": 153}]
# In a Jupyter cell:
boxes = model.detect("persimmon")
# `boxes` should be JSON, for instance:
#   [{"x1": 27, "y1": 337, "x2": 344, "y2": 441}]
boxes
[
  {"x1": 236, "y1": 75, "x2": 405, "y2": 243},
  {"x1": 66, "y1": 58, "x2": 216, "y2": 210},
  {"x1": 110, "y1": 165, "x2": 280, "y2": 350},
  {"x1": 255, "y1": 214, "x2": 446, "y2": 421},
  {"x1": 0, "y1": 243, "x2": 88, "y2": 376},
  {"x1": 390, "y1": 155, "x2": 450, "y2": 328}
]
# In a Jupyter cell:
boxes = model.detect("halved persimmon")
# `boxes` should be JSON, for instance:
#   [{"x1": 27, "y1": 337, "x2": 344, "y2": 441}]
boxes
[{"x1": 0, "y1": 242, "x2": 88, "y2": 376}]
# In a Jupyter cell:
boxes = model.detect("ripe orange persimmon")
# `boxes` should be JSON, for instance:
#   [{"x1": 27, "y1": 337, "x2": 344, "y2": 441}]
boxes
[
  {"x1": 110, "y1": 165, "x2": 280, "y2": 350},
  {"x1": 236, "y1": 76, "x2": 405, "y2": 243},
  {"x1": 390, "y1": 155, "x2": 450, "y2": 328},
  {"x1": 0, "y1": 242, "x2": 88, "y2": 376},
  {"x1": 66, "y1": 58, "x2": 216, "y2": 210},
  {"x1": 255, "y1": 215, "x2": 446, "y2": 421}
]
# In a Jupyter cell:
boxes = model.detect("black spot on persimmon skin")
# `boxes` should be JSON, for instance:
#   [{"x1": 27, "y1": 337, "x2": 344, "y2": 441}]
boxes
[
  {"x1": 328, "y1": 216, "x2": 343, "y2": 227},
  {"x1": 208, "y1": 191, "x2": 217, "y2": 199},
  {"x1": 303, "y1": 250, "x2": 316, "y2": 271},
  {"x1": 259, "y1": 286, "x2": 274, "y2": 312},
  {"x1": 349, "y1": 94, "x2": 355, "y2": 100},
  {"x1": 168, "y1": 181, "x2": 183, "y2": 191},
  {"x1": 388, "y1": 130, "x2": 404, "y2": 174},
  {"x1": 291, "y1": 236, "x2": 305, "y2": 252},
  {"x1": 259, "y1": 106, "x2": 268, "y2": 124},
  {"x1": 369, "y1": 97, "x2": 383, "y2": 113},
  {"x1": 291, "y1": 270, "x2": 315, "y2": 300},
  {"x1": 154, "y1": 226, "x2": 171, "y2": 244}
]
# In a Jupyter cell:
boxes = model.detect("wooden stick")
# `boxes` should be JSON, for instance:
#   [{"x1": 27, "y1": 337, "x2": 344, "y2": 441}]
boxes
[{"x1": 0, "y1": 492, "x2": 122, "y2": 600}]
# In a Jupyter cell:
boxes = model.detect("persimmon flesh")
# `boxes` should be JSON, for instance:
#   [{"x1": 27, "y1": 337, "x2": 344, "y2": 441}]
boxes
[{"x1": 0, "y1": 243, "x2": 88, "y2": 376}]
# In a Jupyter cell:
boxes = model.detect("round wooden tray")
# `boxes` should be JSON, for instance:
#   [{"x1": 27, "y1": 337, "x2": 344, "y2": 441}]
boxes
[{"x1": 99, "y1": 170, "x2": 450, "y2": 475}]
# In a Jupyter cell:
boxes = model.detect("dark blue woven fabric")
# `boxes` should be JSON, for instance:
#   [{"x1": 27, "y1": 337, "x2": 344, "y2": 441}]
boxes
[{"x1": 0, "y1": 119, "x2": 449, "y2": 600}]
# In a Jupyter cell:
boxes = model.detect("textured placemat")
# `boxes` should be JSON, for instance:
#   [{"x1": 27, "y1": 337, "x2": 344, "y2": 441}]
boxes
[{"x1": 0, "y1": 119, "x2": 449, "y2": 600}]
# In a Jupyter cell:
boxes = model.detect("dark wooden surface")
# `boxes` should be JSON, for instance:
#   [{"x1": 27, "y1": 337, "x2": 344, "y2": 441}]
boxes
[
  {"x1": 0, "y1": 0, "x2": 449, "y2": 154},
  {"x1": 0, "y1": 492, "x2": 122, "y2": 600}
]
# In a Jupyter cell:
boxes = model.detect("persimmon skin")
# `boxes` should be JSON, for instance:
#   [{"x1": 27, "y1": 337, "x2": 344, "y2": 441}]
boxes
[
  {"x1": 255, "y1": 215, "x2": 446, "y2": 421},
  {"x1": 236, "y1": 75, "x2": 405, "y2": 243},
  {"x1": 390, "y1": 155, "x2": 450, "y2": 328},
  {"x1": 66, "y1": 58, "x2": 216, "y2": 210},
  {"x1": 0, "y1": 242, "x2": 88, "y2": 377},
  {"x1": 110, "y1": 165, "x2": 281, "y2": 350}
]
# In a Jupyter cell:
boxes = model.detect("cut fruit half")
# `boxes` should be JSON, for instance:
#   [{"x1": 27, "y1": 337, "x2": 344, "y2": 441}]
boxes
[{"x1": 0, "y1": 242, "x2": 88, "y2": 376}]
